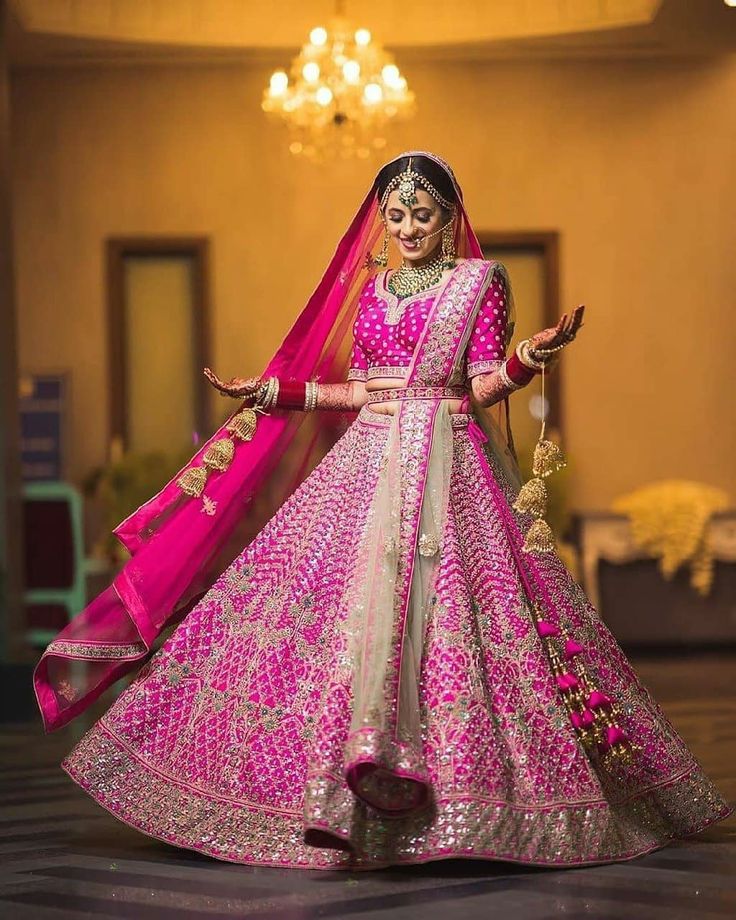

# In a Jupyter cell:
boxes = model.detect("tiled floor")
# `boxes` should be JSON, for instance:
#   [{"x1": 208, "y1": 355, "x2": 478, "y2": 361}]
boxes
[{"x1": 1, "y1": 653, "x2": 734, "y2": 919}]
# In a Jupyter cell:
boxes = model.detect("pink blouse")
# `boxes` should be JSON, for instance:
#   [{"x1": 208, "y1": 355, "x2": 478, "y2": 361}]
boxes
[{"x1": 347, "y1": 262, "x2": 509, "y2": 382}]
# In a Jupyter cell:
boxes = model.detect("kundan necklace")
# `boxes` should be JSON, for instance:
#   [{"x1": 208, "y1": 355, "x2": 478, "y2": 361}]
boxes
[{"x1": 386, "y1": 252, "x2": 447, "y2": 300}]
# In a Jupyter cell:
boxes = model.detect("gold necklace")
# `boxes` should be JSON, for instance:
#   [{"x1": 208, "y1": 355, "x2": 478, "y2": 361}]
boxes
[{"x1": 386, "y1": 252, "x2": 446, "y2": 299}]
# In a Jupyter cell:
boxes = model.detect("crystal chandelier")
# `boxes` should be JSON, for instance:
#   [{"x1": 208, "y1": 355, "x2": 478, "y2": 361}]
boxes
[{"x1": 262, "y1": 3, "x2": 415, "y2": 161}]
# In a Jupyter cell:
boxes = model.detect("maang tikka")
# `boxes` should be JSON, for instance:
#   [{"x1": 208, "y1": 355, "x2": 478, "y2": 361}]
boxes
[
  {"x1": 369, "y1": 156, "x2": 456, "y2": 270},
  {"x1": 378, "y1": 156, "x2": 454, "y2": 212}
]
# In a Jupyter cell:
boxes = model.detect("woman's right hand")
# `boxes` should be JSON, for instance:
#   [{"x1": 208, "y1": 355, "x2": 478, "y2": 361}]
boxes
[{"x1": 203, "y1": 367, "x2": 263, "y2": 399}]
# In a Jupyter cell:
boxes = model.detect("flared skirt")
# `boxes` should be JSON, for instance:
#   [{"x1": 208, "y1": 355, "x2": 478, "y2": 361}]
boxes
[{"x1": 62, "y1": 405, "x2": 732, "y2": 869}]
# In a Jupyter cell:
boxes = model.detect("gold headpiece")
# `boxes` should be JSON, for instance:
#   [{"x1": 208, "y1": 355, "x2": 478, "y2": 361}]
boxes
[{"x1": 379, "y1": 156, "x2": 455, "y2": 212}]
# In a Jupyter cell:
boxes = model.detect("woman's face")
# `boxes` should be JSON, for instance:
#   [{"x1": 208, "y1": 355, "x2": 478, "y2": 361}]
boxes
[{"x1": 382, "y1": 187, "x2": 447, "y2": 264}]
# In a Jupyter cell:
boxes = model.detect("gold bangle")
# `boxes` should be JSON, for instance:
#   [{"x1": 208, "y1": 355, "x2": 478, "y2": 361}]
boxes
[
  {"x1": 304, "y1": 380, "x2": 318, "y2": 412},
  {"x1": 256, "y1": 376, "x2": 277, "y2": 409},
  {"x1": 517, "y1": 339, "x2": 546, "y2": 371},
  {"x1": 498, "y1": 360, "x2": 523, "y2": 391}
]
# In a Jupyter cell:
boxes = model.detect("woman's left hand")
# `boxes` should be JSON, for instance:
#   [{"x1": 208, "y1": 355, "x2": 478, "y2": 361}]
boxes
[
  {"x1": 529, "y1": 304, "x2": 585, "y2": 363},
  {"x1": 203, "y1": 367, "x2": 263, "y2": 398}
]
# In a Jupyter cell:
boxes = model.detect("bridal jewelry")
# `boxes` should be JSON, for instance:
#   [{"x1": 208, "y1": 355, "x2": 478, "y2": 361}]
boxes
[
  {"x1": 378, "y1": 156, "x2": 455, "y2": 212},
  {"x1": 370, "y1": 222, "x2": 391, "y2": 269},
  {"x1": 304, "y1": 381, "x2": 319, "y2": 412},
  {"x1": 386, "y1": 251, "x2": 445, "y2": 299},
  {"x1": 516, "y1": 338, "x2": 548, "y2": 372},
  {"x1": 441, "y1": 219, "x2": 456, "y2": 270}
]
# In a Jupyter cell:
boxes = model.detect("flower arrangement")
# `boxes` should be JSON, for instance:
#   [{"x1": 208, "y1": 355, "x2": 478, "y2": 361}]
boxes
[{"x1": 612, "y1": 479, "x2": 729, "y2": 595}]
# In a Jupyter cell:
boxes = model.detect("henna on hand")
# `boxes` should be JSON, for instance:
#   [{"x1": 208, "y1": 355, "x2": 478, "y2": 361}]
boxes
[
  {"x1": 529, "y1": 304, "x2": 585, "y2": 357},
  {"x1": 203, "y1": 367, "x2": 262, "y2": 398},
  {"x1": 314, "y1": 381, "x2": 360, "y2": 412},
  {"x1": 470, "y1": 369, "x2": 519, "y2": 408}
]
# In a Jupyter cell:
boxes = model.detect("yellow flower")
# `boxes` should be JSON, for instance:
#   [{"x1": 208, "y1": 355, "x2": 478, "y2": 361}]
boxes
[{"x1": 612, "y1": 480, "x2": 729, "y2": 595}]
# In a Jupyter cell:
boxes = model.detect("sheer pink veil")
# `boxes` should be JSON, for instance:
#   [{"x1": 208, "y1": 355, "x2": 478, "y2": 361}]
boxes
[{"x1": 34, "y1": 150, "x2": 518, "y2": 732}]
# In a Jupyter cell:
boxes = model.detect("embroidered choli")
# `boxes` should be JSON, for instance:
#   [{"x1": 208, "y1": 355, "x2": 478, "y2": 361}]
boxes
[{"x1": 347, "y1": 261, "x2": 509, "y2": 382}]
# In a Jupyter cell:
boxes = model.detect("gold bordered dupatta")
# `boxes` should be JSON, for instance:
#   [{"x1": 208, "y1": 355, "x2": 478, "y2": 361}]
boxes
[{"x1": 341, "y1": 259, "x2": 494, "y2": 815}]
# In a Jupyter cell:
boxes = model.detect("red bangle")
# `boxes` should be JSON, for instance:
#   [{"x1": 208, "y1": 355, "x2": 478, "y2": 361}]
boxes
[
  {"x1": 275, "y1": 379, "x2": 306, "y2": 409},
  {"x1": 505, "y1": 353, "x2": 537, "y2": 386}
]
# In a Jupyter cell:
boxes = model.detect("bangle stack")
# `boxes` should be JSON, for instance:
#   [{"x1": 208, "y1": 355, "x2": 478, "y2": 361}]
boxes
[
  {"x1": 304, "y1": 381, "x2": 319, "y2": 412},
  {"x1": 254, "y1": 376, "x2": 279, "y2": 409},
  {"x1": 516, "y1": 339, "x2": 547, "y2": 373},
  {"x1": 498, "y1": 360, "x2": 525, "y2": 391}
]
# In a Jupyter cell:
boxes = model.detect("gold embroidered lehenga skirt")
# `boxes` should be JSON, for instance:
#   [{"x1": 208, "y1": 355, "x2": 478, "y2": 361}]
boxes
[{"x1": 61, "y1": 403, "x2": 732, "y2": 868}]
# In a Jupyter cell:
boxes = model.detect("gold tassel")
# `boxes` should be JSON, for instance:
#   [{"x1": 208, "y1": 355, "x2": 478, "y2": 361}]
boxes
[
  {"x1": 177, "y1": 465, "x2": 209, "y2": 498},
  {"x1": 523, "y1": 518, "x2": 556, "y2": 553},
  {"x1": 203, "y1": 437, "x2": 235, "y2": 472},
  {"x1": 227, "y1": 408, "x2": 259, "y2": 442},
  {"x1": 533, "y1": 438, "x2": 567, "y2": 479},
  {"x1": 516, "y1": 364, "x2": 567, "y2": 554},
  {"x1": 513, "y1": 477, "x2": 548, "y2": 517}
]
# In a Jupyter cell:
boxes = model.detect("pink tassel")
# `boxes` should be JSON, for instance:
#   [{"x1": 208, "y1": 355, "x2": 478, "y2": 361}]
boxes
[
  {"x1": 606, "y1": 726, "x2": 628, "y2": 746},
  {"x1": 556, "y1": 673, "x2": 580, "y2": 691},
  {"x1": 563, "y1": 638, "x2": 584, "y2": 659},
  {"x1": 581, "y1": 708, "x2": 595, "y2": 727},
  {"x1": 587, "y1": 690, "x2": 613, "y2": 710},
  {"x1": 570, "y1": 711, "x2": 583, "y2": 729},
  {"x1": 537, "y1": 620, "x2": 560, "y2": 638}
]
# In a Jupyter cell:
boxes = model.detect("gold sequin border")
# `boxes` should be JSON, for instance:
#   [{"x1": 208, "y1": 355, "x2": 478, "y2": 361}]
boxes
[
  {"x1": 47, "y1": 640, "x2": 147, "y2": 660},
  {"x1": 62, "y1": 723, "x2": 733, "y2": 871}
]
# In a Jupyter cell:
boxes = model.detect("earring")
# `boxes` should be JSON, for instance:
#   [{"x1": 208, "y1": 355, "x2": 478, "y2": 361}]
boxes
[
  {"x1": 372, "y1": 224, "x2": 390, "y2": 269},
  {"x1": 441, "y1": 219, "x2": 456, "y2": 270}
]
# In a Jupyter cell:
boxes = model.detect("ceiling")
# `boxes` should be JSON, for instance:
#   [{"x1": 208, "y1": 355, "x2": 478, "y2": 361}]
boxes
[{"x1": 6, "y1": 0, "x2": 736, "y2": 67}]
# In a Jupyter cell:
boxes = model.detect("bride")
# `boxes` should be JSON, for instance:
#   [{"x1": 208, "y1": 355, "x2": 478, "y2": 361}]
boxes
[{"x1": 34, "y1": 151, "x2": 731, "y2": 869}]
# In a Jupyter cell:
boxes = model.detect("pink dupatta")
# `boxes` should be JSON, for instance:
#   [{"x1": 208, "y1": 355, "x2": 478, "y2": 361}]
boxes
[{"x1": 34, "y1": 151, "x2": 517, "y2": 732}]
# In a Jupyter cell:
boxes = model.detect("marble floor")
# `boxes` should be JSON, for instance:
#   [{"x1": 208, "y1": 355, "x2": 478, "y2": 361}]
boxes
[{"x1": 1, "y1": 653, "x2": 734, "y2": 919}]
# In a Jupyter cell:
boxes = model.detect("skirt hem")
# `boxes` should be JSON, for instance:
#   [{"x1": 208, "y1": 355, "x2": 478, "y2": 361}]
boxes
[{"x1": 62, "y1": 722, "x2": 733, "y2": 872}]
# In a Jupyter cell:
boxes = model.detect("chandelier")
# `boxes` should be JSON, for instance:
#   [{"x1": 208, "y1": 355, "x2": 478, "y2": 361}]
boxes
[{"x1": 262, "y1": 4, "x2": 415, "y2": 161}]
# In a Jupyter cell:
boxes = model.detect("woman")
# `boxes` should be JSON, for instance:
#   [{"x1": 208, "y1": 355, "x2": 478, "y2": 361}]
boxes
[{"x1": 34, "y1": 151, "x2": 730, "y2": 869}]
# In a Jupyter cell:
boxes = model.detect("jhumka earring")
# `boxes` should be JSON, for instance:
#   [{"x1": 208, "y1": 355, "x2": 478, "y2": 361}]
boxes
[
  {"x1": 441, "y1": 217, "x2": 456, "y2": 270},
  {"x1": 372, "y1": 222, "x2": 390, "y2": 268}
]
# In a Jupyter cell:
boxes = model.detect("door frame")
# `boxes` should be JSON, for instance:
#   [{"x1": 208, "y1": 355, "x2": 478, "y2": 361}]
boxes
[{"x1": 106, "y1": 236, "x2": 211, "y2": 451}]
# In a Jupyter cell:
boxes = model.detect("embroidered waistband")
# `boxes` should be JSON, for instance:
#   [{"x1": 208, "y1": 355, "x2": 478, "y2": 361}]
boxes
[
  {"x1": 358, "y1": 405, "x2": 471, "y2": 429},
  {"x1": 364, "y1": 386, "x2": 466, "y2": 405},
  {"x1": 366, "y1": 365, "x2": 411, "y2": 379}
]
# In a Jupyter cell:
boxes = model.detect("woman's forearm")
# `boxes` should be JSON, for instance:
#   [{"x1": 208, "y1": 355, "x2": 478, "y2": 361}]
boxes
[
  {"x1": 314, "y1": 381, "x2": 365, "y2": 412},
  {"x1": 471, "y1": 354, "x2": 539, "y2": 408},
  {"x1": 269, "y1": 379, "x2": 366, "y2": 412}
]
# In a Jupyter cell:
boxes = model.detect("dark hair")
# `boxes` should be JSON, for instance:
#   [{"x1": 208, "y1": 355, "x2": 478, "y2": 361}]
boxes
[{"x1": 375, "y1": 155, "x2": 458, "y2": 216}]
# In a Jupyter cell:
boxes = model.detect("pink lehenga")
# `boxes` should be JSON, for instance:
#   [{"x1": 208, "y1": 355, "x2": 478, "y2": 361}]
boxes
[{"x1": 35, "y1": 152, "x2": 731, "y2": 870}]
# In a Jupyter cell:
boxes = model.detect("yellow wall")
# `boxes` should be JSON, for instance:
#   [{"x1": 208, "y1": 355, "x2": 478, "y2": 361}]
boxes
[{"x1": 11, "y1": 56, "x2": 736, "y2": 508}]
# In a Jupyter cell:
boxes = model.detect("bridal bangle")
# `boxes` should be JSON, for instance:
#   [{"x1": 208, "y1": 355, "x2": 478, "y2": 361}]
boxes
[
  {"x1": 516, "y1": 339, "x2": 547, "y2": 373},
  {"x1": 503, "y1": 352, "x2": 537, "y2": 387},
  {"x1": 304, "y1": 381, "x2": 319, "y2": 412},
  {"x1": 235, "y1": 377, "x2": 320, "y2": 412}
]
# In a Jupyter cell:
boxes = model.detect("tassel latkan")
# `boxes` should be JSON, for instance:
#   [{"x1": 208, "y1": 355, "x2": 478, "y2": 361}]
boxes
[
  {"x1": 227, "y1": 407, "x2": 259, "y2": 442},
  {"x1": 513, "y1": 477, "x2": 547, "y2": 517},
  {"x1": 513, "y1": 362, "x2": 567, "y2": 554},
  {"x1": 533, "y1": 438, "x2": 567, "y2": 479},
  {"x1": 523, "y1": 519, "x2": 556, "y2": 554},
  {"x1": 532, "y1": 604, "x2": 639, "y2": 769},
  {"x1": 203, "y1": 438, "x2": 235, "y2": 472},
  {"x1": 177, "y1": 465, "x2": 209, "y2": 498}
]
